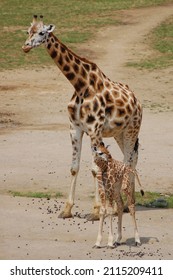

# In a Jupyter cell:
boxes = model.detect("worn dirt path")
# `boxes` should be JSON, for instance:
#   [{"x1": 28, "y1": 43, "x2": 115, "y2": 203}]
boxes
[{"x1": 0, "y1": 5, "x2": 173, "y2": 260}]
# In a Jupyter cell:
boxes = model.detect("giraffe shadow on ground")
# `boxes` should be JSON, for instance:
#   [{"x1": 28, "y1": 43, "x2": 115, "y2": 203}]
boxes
[
  {"x1": 125, "y1": 236, "x2": 159, "y2": 247},
  {"x1": 134, "y1": 205, "x2": 168, "y2": 212}
]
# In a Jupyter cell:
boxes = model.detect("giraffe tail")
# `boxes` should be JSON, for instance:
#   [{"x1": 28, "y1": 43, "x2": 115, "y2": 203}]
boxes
[{"x1": 134, "y1": 170, "x2": 144, "y2": 196}]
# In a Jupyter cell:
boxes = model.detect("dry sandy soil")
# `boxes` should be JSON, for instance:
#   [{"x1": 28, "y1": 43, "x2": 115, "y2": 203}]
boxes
[{"x1": 0, "y1": 5, "x2": 173, "y2": 260}]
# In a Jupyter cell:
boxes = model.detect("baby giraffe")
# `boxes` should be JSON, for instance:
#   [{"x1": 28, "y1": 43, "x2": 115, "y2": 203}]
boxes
[{"x1": 92, "y1": 142, "x2": 143, "y2": 248}]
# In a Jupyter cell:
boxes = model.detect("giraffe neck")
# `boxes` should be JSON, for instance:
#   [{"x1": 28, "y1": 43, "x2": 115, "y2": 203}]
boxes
[
  {"x1": 95, "y1": 158, "x2": 108, "y2": 172},
  {"x1": 45, "y1": 33, "x2": 105, "y2": 94}
]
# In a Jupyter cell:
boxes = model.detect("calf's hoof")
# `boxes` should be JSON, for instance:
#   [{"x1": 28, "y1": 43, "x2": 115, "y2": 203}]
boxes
[
  {"x1": 58, "y1": 202, "x2": 73, "y2": 218},
  {"x1": 113, "y1": 242, "x2": 121, "y2": 247},
  {"x1": 58, "y1": 211, "x2": 73, "y2": 219},
  {"x1": 107, "y1": 245, "x2": 116, "y2": 249},
  {"x1": 87, "y1": 213, "x2": 100, "y2": 221},
  {"x1": 93, "y1": 244, "x2": 101, "y2": 249},
  {"x1": 135, "y1": 241, "x2": 141, "y2": 247}
]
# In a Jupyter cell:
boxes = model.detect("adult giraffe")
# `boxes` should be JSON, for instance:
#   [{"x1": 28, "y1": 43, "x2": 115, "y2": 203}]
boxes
[{"x1": 22, "y1": 15, "x2": 142, "y2": 220}]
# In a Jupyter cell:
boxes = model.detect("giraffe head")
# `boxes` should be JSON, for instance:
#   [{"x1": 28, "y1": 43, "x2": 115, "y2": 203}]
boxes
[
  {"x1": 92, "y1": 142, "x2": 112, "y2": 170},
  {"x1": 22, "y1": 15, "x2": 55, "y2": 53}
]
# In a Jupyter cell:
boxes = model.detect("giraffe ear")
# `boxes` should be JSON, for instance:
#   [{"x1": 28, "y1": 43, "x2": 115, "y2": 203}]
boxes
[
  {"x1": 106, "y1": 145, "x2": 110, "y2": 149},
  {"x1": 46, "y1": 24, "x2": 55, "y2": 33},
  {"x1": 100, "y1": 142, "x2": 105, "y2": 147}
]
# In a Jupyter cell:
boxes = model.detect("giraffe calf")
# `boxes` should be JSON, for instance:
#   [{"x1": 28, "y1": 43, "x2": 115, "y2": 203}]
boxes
[{"x1": 92, "y1": 142, "x2": 143, "y2": 248}]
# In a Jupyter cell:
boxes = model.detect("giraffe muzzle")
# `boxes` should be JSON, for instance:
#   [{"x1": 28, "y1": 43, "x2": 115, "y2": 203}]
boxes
[{"x1": 22, "y1": 45, "x2": 32, "y2": 53}]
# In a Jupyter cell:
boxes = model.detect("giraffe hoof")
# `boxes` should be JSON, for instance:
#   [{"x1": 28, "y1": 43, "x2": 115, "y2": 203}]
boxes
[
  {"x1": 93, "y1": 245, "x2": 101, "y2": 249},
  {"x1": 58, "y1": 211, "x2": 73, "y2": 219},
  {"x1": 107, "y1": 245, "x2": 116, "y2": 249},
  {"x1": 135, "y1": 241, "x2": 141, "y2": 247},
  {"x1": 86, "y1": 213, "x2": 100, "y2": 221},
  {"x1": 113, "y1": 242, "x2": 120, "y2": 247}
]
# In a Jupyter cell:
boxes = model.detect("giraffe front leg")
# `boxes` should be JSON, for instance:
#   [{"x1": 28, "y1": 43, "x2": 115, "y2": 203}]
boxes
[
  {"x1": 123, "y1": 137, "x2": 139, "y2": 211},
  {"x1": 87, "y1": 136, "x2": 103, "y2": 221},
  {"x1": 107, "y1": 207, "x2": 115, "y2": 248},
  {"x1": 128, "y1": 203, "x2": 141, "y2": 246},
  {"x1": 87, "y1": 160, "x2": 100, "y2": 221},
  {"x1": 58, "y1": 125, "x2": 83, "y2": 218},
  {"x1": 93, "y1": 206, "x2": 106, "y2": 248},
  {"x1": 114, "y1": 194, "x2": 124, "y2": 246},
  {"x1": 122, "y1": 175, "x2": 141, "y2": 246}
]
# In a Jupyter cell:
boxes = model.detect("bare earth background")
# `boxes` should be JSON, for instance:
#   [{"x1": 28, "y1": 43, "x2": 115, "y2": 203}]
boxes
[{"x1": 0, "y1": 5, "x2": 173, "y2": 260}]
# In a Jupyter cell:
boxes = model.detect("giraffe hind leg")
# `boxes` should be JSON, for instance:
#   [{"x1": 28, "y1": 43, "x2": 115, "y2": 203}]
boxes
[
  {"x1": 93, "y1": 206, "x2": 106, "y2": 248},
  {"x1": 128, "y1": 203, "x2": 141, "y2": 246},
  {"x1": 122, "y1": 176, "x2": 141, "y2": 246},
  {"x1": 114, "y1": 193, "x2": 124, "y2": 246}
]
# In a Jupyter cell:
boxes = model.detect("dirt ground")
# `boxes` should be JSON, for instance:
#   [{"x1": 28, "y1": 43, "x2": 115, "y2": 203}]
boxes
[{"x1": 0, "y1": 5, "x2": 173, "y2": 260}]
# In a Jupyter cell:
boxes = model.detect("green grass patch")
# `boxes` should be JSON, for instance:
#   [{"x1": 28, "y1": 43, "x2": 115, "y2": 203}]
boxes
[
  {"x1": 127, "y1": 16, "x2": 173, "y2": 69},
  {"x1": 135, "y1": 191, "x2": 173, "y2": 208},
  {"x1": 9, "y1": 190, "x2": 63, "y2": 199},
  {"x1": 0, "y1": 0, "x2": 172, "y2": 70}
]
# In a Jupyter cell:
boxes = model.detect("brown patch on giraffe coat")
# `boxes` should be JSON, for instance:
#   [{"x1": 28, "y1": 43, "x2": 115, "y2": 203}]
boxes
[
  {"x1": 93, "y1": 98, "x2": 99, "y2": 112},
  {"x1": 65, "y1": 55, "x2": 70, "y2": 63},
  {"x1": 97, "y1": 108, "x2": 104, "y2": 116},
  {"x1": 97, "y1": 108, "x2": 105, "y2": 122},
  {"x1": 133, "y1": 108, "x2": 138, "y2": 116},
  {"x1": 50, "y1": 50, "x2": 57, "y2": 59},
  {"x1": 68, "y1": 52, "x2": 73, "y2": 61},
  {"x1": 117, "y1": 108, "x2": 126, "y2": 117},
  {"x1": 68, "y1": 104, "x2": 76, "y2": 121},
  {"x1": 105, "y1": 81, "x2": 111, "y2": 88},
  {"x1": 73, "y1": 63, "x2": 79, "y2": 73},
  {"x1": 126, "y1": 104, "x2": 132, "y2": 115},
  {"x1": 47, "y1": 43, "x2": 51, "y2": 50},
  {"x1": 112, "y1": 90, "x2": 120, "y2": 98},
  {"x1": 83, "y1": 63, "x2": 90, "y2": 71},
  {"x1": 75, "y1": 96, "x2": 80, "y2": 104},
  {"x1": 58, "y1": 54, "x2": 63, "y2": 66},
  {"x1": 83, "y1": 88, "x2": 91, "y2": 99},
  {"x1": 89, "y1": 72, "x2": 97, "y2": 88},
  {"x1": 121, "y1": 89, "x2": 129, "y2": 97},
  {"x1": 130, "y1": 98, "x2": 136, "y2": 108},
  {"x1": 74, "y1": 78, "x2": 86, "y2": 91},
  {"x1": 115, "y1": 99, "x2": 124, "y2": 107},
  {"x1": 75, "y1": 57, "x2": 80, "y2": 65},
  {"x1": 63, "y1": 65, "x2": 70, "y2": 72},
  {"x1": 84, "y1": 103, "x2": 91, "y2": 112},
  {"x1": 81, "y1": 67, "x2": 87, "y2": 79},
  {"x1": 66, "y1": 72, "x2": 75, "y2": 80},
  {"x1": 122, "y1": 95, "x2": 128, "y2": 103},
  {"x1": 60, "y1": 45, "x2": 66, "y2": 53},
  {"x1": 91, "y1": 63, "x2": 97, "y2": 71},
  {"x1": 98, "y1": 95, "x2": 106, "y2": 107},
  {"x1": 105, "y1": 105, "x2": 114, "y2": 117},
  {"x1": 97, "y1": 79, "x2": 104, "y2": 92},
  {"x1": 104, "y1": 91, "x2": 114, "y2": 103}
]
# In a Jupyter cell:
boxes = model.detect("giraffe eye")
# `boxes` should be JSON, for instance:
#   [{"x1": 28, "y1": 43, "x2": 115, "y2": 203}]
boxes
[
  {"x1": 39, "y1": 31, "x2": 45, "y2": 36},
  {"x1": 99, "y1": 152, "x2": 104, "y2": 156}
]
